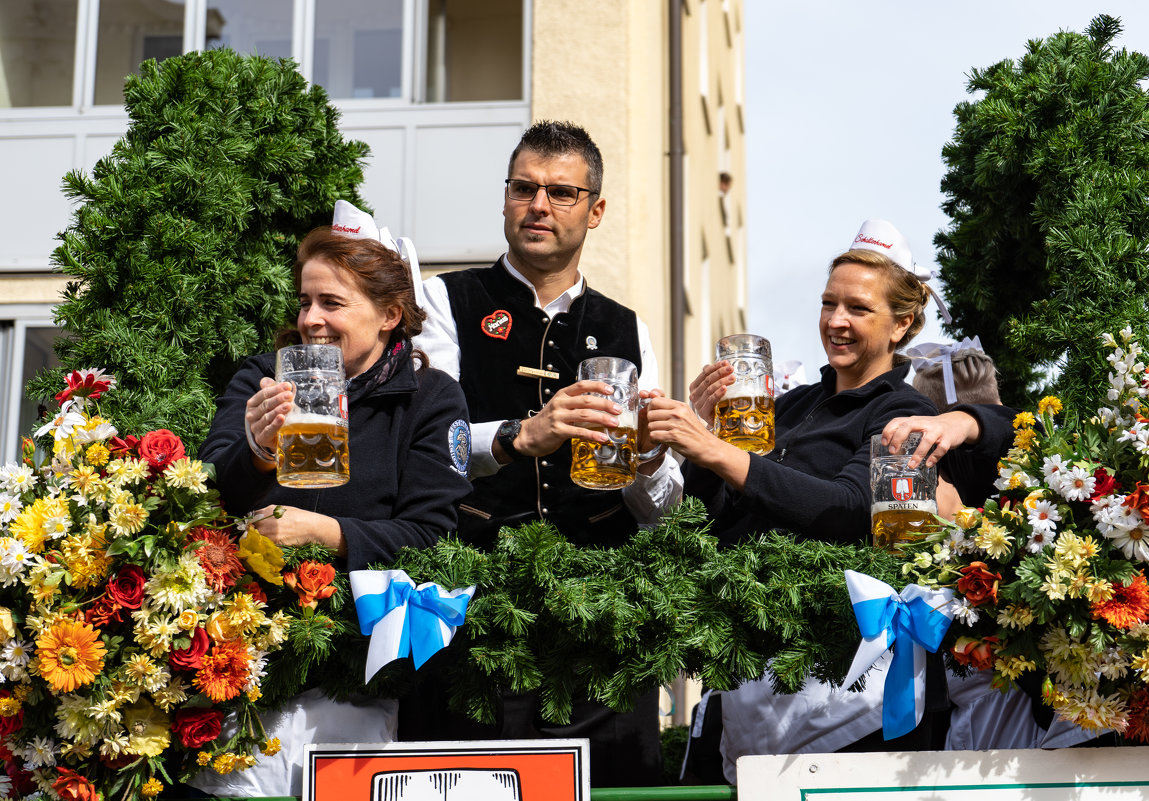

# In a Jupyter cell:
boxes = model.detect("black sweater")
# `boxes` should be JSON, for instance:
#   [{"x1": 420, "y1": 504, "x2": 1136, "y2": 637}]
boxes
[
  {"x1": 199, "y1": 348, "x2": 473, "y2": 570},
  {"x1": 685, "y1": 363, "x2": 937, "y2": 545}
]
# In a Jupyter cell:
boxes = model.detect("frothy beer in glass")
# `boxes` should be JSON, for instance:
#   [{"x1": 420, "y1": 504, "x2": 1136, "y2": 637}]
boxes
[
  {"x1": 275, "y1": 344, "x2": 350, "y2": 488},
  {"x1": 870, "y1": 433, "x2": 938, "y2": 549},
  {"x1": 570, "y1": 409, "x2": 639, "y2": 490},
  {"x1": 714, "y1": 334, "x2": 775, "y2": 455},
  {"x1": 277, "y1": 413, "x2": 350, "y2": 488}
]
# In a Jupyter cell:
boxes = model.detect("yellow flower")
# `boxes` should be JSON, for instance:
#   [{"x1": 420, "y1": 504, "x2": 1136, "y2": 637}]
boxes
[
  {"x1": 1023, "y1": 489, "x2": 1046, "y2": 510},
  {"x1": 140, "y1": 777, "x2": 163, "y2": 798},
  {"x1": 1087, "y1": 578, "x2": 1115, "y2": 605},
  {"x1": 1013, "y1": 428, "x2": 1038, "y2": 450},
  {"x1": 236, "y1": 529, "x2": 284, "y2": 586},
  {"x1": 177, "y1": 610, "x2": 199, "y2": 631},
  {"x1": 1013, "y1": 411, "x2": 1037, "y2": 430},
  {"x1": 247, "y1": 686, "x2": 262, "y2": 702},
  {"x1": 197, "y1": 751, "x2": 212, "y2": 766},
  {"x1": 1132, "y1": 651, "x2": 1149, "y2": 679},
  {"x1": 996, "y1": 604, "x2": 1035, "y2": 630},
  {"x1": 109, "y1": 502, "x2": 148, "y2": 536},
  {"x1": 213, "y1": 753, "x2": 238, "y2": 775},
  {"x1": 996, "y1": 654, "x2": 1037, "y2": 681},
  {"x1": 0, "y1": 696, "x2": 21, "y2": 717},
  {"x1": 0, "y1": 607, "x2": 16, "y2": 643},
  {"x1": 36, "y1": 619, "x2": 106, "y2": 693},
  {"x1": 123, "y1": 700, "x2": 171, "y2": 757},
  {"x1": 954, "y1": 508, "x2": 980, "y2": 529},
  {"x1": 261, "y1": 738, "x2": 282, "y2": 757},
  {"x1": 85, "y1": 443, "x2": 110, "y2": 467},
  {"x1": 1038, "y1": 396, "x2": 1064, "y2": 417}
]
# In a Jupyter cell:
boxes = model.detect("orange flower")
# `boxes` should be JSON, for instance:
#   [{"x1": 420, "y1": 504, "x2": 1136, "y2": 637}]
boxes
[
  {"x1": 188, "y1": 527, "x2": 244, "y2": 593},
  {"x1": 52, "y1": 768, "x2": 99, "y2": 801},
  {"x1": 951, "y1": 635, "x2": 999, "y2": 670},
  {"x1": 956, "y1": 562, "x2": 1002, "y2": 607},
  {"x1": 283, "y1": 561, "x2": 337, "y2": 609},
  {"x1": 194, "y1": 640, "x2": 250, "y2": 702},
  {"x1": 1091, "y1": 572, "x2": 1149, "y2": 629},
  {"x1": 36, "y1": 620, "x2": 106, "y2": 693}
]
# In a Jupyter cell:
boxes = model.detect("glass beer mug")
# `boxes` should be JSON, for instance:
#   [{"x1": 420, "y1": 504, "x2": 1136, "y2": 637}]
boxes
[
  {"x1": 275, "y1": 344, "x2": 350, "y2": 488},
  {"x1": 870, "y1": 433, "x2": 938, "y2": 549},
  {"x1": 713, "y1": 334, "x2": 775, "y2": 455},
  {"x1": 570, "y1": 357, "x2": 662, "y2": 490}
]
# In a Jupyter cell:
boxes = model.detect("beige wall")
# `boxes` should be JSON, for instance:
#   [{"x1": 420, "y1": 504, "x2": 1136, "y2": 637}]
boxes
[
  {"x1": 531, "y1": 0, "x2": 746, "y2": 399},
  {"x1": 531, "y1": 0, "x2": 672, "y2": 389},
  {"x1": 1, "y1": 275, "x2": 69, "y2": 305}
]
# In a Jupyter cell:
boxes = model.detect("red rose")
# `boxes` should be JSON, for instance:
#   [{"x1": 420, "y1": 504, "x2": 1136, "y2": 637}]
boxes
[
  {"x1": 240, "y1": 579, "x2": 268, "y2": 604},
  {"x1": 6, "y1": 762, "x2": 35, "y2": 797},
  {"x1": 172, "y1": 707, "x2": 223, "y2": 749},
  {"x1": 283, "y1": 561, "x2": 338, "y2": 609},
  {"x1": 138, "y1": 429, "x2": 185, "y2": 472},
  {"x1": 956, "y1": 561, "x2": 1002, "y2": 607},
  {"x1": 107, "y1": 565, "x2": 147, "y2": 609},
  {"x1": 170, "y1": 627, "x2": 211, "y2": 672},
  {"x1": 52, "y1": 768, "x2": 99, "y2": 801},
  {"x1": 84, "y1": 594, "x2": 123, "y2": 628},
  {"x1": 1091, "y1": 467, "x2": 1119, "y2": 501},
  {"x1": 952, "y1": 635, "x2": 1000, "y2": 671},
  {"x1": 108, "y1": 434, "x2": 140, "y2": 456}
]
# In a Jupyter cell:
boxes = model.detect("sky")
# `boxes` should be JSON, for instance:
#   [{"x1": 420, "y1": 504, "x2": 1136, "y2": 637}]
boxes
[{"x1": 743, "y1": 1, "x2": 1149, "y2": 380}]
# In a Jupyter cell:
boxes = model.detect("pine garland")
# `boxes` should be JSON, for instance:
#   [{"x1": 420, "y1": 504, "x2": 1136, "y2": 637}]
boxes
[{"x1": 260, "y1": 499, "x2": 906, "y2": 725}]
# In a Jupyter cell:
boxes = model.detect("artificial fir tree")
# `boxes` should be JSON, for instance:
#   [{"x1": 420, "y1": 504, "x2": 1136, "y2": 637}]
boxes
[
  {"x1": 935, "y1": 14, "x2": 1149, "y2": 409},
  {"x1": 28, "y1": 49, "x2": 370, "y2": 453}
]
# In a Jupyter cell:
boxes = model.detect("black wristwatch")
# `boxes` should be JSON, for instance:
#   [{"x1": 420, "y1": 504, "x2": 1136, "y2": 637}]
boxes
[{"x1": 495, "y1": 418, "x2": 525, "y2": 460}]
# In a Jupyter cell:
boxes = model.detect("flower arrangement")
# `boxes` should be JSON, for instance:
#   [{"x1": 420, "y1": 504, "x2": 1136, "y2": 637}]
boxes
[
  {"x1": 0, "y1": 369, "x2": 298, "y2": 800},
  {"x1": 905, "y1": 328, "x2": 1149, "y2": 738}
]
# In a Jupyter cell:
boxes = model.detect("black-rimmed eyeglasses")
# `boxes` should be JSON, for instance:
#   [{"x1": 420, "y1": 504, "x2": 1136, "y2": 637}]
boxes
[{"x1": 504, "y1": 179, "x2": 597, "y2": 206}]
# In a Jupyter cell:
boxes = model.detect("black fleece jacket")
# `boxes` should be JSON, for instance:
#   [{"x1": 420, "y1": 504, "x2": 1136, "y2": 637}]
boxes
[
  {"x1": 199, "y1": 348, "x2": 472, "y2": 570},
  {"x1": 685, "y1": 363, "x2": 937, "y2": 545}
]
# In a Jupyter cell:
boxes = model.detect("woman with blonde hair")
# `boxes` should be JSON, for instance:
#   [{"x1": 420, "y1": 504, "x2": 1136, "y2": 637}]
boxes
[{"x1": 648, "y1": 219, "x2": 946, "y2": 774}]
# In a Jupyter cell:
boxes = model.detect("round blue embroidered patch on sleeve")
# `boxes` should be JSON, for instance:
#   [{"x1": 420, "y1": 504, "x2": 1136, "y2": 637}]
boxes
[{"x1": 448, "y1": 419, "x2": 471, "y2": 475}]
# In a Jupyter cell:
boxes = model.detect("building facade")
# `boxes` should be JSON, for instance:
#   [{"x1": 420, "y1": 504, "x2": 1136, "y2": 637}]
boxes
[{"x1": 0, "y1": 0, "x2": 746, "y2": 471}]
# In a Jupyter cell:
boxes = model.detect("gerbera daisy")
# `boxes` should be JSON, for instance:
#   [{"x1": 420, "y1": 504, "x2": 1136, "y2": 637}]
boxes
[
  {"x1": 187, "y1": 528, "x2": 244, "y2": 593},
  {"x1": 1091, "y1": 573, "x2": 1149, "y2": 629},
  {"x1": 195, "y1": 640, "x2": 251, "y2": 702},
  {"x1": 36, "y1": 619, "x2": 106, "y2": 693}
]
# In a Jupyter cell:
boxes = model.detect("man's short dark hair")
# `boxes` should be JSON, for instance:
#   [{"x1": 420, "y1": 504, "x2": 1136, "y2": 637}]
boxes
[{"x1": 508, "y1": 120, "x2": 604, "y2": 194}]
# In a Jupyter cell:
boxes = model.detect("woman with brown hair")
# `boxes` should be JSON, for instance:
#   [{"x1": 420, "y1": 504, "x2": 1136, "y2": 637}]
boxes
[{"x1": 200, "y1": 212, "x2": 472, "y2": 571}]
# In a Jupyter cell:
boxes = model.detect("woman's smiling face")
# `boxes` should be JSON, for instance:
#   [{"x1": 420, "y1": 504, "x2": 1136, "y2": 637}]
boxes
[
  {"x1": 819, "y1": 262, "x2": 912, "y2": 391},
  {"x1": 297, "y1": 258, "x2": 400, "y2": 379}
]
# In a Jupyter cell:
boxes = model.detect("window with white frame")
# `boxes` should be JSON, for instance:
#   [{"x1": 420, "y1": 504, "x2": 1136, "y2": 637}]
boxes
[
  {"x1": 0, "y1": 0, "x2": 523, "y2": 110},
  {"x1": 0, "y1": 314, "x2": 62, "y2": 464}
]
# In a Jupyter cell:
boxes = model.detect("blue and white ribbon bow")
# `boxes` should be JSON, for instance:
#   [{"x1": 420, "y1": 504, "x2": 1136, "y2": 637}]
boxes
[
  {"x1": 350, "y1": 569, "x2": 476, "y2": 682},
  {"x1": 839, "y1": 570, "x2": 954, "y2": 740}
]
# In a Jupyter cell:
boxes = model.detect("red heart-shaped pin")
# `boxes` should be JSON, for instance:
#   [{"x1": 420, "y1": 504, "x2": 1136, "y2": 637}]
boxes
[{"x1": 481, "y1": 309, "x2": 512, "y2": 340}]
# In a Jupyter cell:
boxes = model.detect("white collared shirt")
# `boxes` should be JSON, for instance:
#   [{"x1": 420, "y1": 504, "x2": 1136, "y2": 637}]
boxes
[{"x1": 415, "y1": 255, "x2": 682, "y2": 526}]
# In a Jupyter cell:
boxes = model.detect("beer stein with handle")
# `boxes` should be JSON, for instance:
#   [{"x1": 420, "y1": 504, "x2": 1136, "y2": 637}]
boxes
[
  {"x1": 570, "y1": 357, "x2": 663, "y2": 490},
  {"x1": 275, "y1": 344, "x2": 349, "y2": 488},
  {"x1": 713, "y1": 334, "x2": 775, "y2": 455},
  {"x1": 870, "y1": 433, "x2": 938, "y2": 549}
]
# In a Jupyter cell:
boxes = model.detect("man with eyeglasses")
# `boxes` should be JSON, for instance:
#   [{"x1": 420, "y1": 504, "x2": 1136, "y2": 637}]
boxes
[{"x1": 411, "y1": 120, "x2": 679, "y2": 787}]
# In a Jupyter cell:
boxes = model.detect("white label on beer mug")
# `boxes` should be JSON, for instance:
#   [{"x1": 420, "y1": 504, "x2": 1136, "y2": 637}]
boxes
[
  {"x1": 339, "y1": 393, "x2": 348, "y2": 420},
  {"x1": 281, "y1": 411, "x2": 348, "y2": 428},
  {"x1": 872, "y1": 500, "x2": 938, "y2": 514}
]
